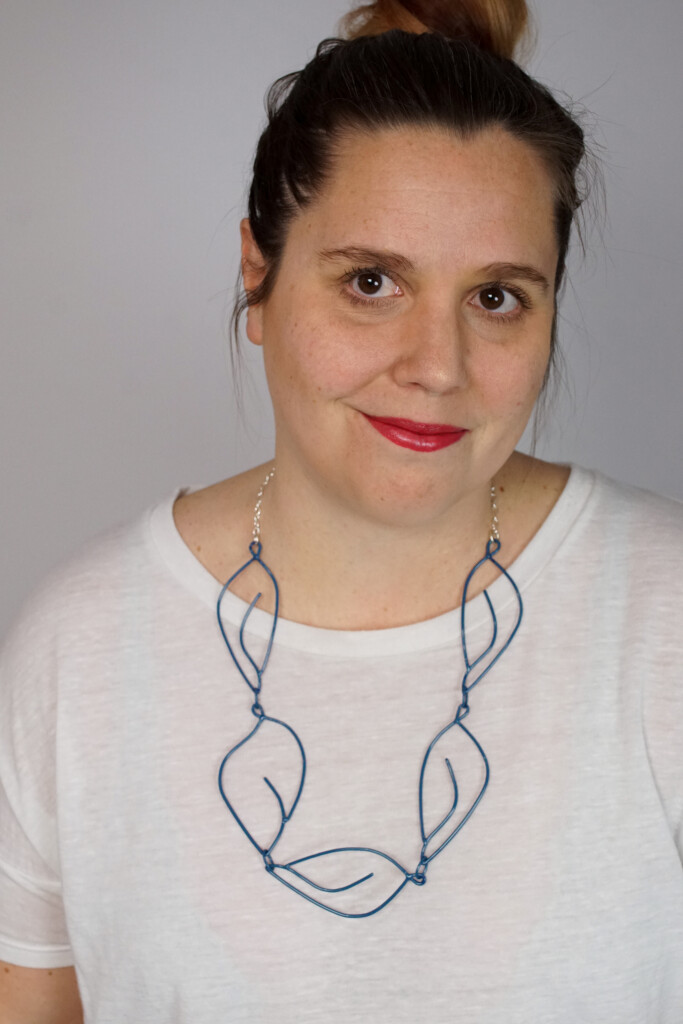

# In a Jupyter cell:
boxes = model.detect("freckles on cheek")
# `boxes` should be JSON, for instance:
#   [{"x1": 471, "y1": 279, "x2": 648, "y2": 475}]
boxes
[
  {"x1": 295, "y1": 333, "x2": 373, "y2": 396},
  {"x1": 481, "y1": 356, "x2": 547, "y2": 415}
]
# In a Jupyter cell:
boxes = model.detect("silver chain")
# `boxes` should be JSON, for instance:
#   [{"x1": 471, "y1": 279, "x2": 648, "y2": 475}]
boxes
[
  {"x1": 489, "y1": 483, "x2": 499, "y2": 543},
  {"x1": 252, "y1": 466, "x2": 276, "y2": 544}
]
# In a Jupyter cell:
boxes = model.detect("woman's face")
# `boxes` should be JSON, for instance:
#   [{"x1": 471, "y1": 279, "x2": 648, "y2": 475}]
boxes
[{"x1": 243, "y1": 125, "x2": 559, "y2": 527}]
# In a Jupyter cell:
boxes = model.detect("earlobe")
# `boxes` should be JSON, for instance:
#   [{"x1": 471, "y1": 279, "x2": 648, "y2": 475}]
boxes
[
  {"x1": 245, "y1": 303, "x2": 264, "y2": 347},
  {"x1": 240, "y1": 218, "x2": 266, "y2": 347}
]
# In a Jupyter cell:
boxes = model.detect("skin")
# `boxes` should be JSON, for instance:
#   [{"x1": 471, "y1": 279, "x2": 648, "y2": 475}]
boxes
[
  {"x1": 0, "y1": 961, "x2": 83, "y2": 1023},
  {"x1": 175, "y1": 125, "x2": 570, "y2": 628}
]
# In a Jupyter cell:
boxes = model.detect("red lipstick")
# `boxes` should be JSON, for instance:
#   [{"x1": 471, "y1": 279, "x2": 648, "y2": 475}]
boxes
[{"x1": 362, "y1": 414, "x2": 468, "y2": 452}]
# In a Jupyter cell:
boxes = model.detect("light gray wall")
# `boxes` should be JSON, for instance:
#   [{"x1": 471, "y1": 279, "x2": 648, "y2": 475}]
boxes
[{"x1": 2, "y1": 0, "x2": 682, "y2": 637}]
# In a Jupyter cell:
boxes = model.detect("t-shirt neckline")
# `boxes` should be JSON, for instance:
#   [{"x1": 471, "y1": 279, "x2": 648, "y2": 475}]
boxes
[{"x1": 147, "y1": 463, "x2": 595, "y2": 657}]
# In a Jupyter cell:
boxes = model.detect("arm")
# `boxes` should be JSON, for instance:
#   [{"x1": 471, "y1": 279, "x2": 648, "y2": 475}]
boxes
[
  {"x1": 1, "y1": 584, "x2": 81, "y2": 1023},
  {"x1": 0, "y1": 962, "x2": 83, "y2": 1024}
]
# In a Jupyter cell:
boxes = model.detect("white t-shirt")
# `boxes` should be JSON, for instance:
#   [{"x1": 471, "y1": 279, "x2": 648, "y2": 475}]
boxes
[{"x1": 1, "y1": 464, "x2": 682, "y2": 1023}]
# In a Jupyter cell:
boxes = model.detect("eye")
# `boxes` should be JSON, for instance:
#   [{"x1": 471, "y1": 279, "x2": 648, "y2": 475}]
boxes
[
  {"x1": 345, "y1": 267, "x2": 401, "y2": 303},
  {"x1": 471, "y1": 285, "x2": 525, "y2": 317}
]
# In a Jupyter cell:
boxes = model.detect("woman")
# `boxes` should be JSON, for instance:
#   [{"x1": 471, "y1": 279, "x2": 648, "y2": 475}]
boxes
[{"x1": 1, "y1": 0, "x2": 681, "y2": 1021}]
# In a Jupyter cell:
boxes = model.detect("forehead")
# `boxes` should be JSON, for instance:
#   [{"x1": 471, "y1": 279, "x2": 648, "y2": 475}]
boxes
[{"x1": 292, "y1": 125, "x2": 558, "y2": 269}]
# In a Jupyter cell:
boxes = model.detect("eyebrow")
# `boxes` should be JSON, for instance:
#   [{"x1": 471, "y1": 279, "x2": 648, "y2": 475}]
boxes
[
  {"x1": 480, "y1": 262, "x2": 551, "y2": 294},
  {"x1": 317, "y1": 246, "x2": 416, "y2": 276},
  {"x1": 317, "y1": 247, "x2": 550, "y2": 293}
]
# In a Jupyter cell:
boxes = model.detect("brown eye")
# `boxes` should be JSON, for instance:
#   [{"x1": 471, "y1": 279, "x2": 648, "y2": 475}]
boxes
[
  {"x1": 473, "y1": 286, "x2": 521, "y2": 316},
  {"x1": 347, "y1": 268, "x2": 400, "y2": 302},
  {"x1": 356, "y1": 272, "x2": 383, "y2": 295},
  {"x1": 480, "y1": 287, "x2": 505, "y2": 310}
]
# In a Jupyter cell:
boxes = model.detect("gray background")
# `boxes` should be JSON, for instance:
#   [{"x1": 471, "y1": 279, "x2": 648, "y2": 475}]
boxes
[{"x1": 1, "y1": 0, "x2": 682, "y2": 637}]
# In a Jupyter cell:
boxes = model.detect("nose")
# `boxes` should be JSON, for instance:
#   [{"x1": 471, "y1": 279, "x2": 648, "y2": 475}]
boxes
[{"x1": 390, "y1": 303, "x2": 469, "y2": 395}]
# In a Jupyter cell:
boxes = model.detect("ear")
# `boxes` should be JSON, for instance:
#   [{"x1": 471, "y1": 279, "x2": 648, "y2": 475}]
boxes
[{"x1": 240, "y1": 218, "x2": 267, "y2": 347}]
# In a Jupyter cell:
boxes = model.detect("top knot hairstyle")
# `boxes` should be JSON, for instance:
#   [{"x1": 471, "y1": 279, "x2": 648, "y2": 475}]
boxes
[
  {"x1": 339, "y1": 0, "x2": 528, "y2": 60},
  {"x1": 233, "y1": 0, "x2": 591, "y2": 393}
]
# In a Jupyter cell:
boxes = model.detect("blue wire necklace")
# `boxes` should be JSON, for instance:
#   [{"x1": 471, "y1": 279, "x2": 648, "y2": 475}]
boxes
[{"x1": 217, "y1": 467, "x2": 523, "y2": 918}]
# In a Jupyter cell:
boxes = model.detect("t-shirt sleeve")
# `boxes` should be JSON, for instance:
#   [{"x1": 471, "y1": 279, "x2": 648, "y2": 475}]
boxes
[
  {"x1": 636, "y1": 489, "x2": 683, "y2": 865},
  {"x1": 0, "y1": 582, "x2": 74, "y2": 967},
  {"x1": 642, "y1": 664, "x2": 683, "y2": 864}
]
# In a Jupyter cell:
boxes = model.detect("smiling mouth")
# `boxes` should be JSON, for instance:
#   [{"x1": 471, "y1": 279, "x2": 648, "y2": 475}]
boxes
[{"x1": 361, "y1": 414, "x2": 469, "y2": 452}]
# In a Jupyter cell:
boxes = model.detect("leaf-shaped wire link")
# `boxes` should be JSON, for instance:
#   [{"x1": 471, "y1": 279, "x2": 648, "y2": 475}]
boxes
[
  {"x1": 218, "y1": 715, "x2": 306, "y2": 857},
  {"x1": 461, "y1": 538, "x2": 523, "y2": 697},
  {"x1": 417, "y1": 719, "x2": 490, "y2": 865},
  {"x1": 216, "y1": 540, "x2": 279, "y2": 698},
  {"x1": 268, "y1": 847, "x2": 413, "y2": 918},
  {"x1": 217, "y1": 529, "x2": 523, "y2": 917}
]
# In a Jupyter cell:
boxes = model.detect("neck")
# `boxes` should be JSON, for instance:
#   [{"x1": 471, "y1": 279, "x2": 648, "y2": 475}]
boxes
[{"x1": 243, "y1": 455, "x2": 503, "y2": 630}]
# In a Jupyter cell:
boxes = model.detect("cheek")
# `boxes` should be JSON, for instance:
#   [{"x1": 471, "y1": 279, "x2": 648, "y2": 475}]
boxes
[
  {"x1": 263, "y1": 311, "x2": 387, "y2": 403},
  {"x1": 476, "y1": 341, "x2": 550, "y2": 416}
]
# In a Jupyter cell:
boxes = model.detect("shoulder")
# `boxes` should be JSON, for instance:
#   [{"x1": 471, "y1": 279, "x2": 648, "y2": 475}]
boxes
[
  {"x1": 0, "y1": 490, "x2": 181, "y2": 760},
  {"x1": 582, "y1": 467, "x2": 683, "y2": 547},
  {"x1": 1, "y1": 492, "x2": 169, "y2": 670},
  {"x1": 505, "y1": 455, "x2": 683, "y2": 542},
  {"x1": 502, "y1": 457, "x2": 683, "y2": 601},
  {"x1": 561, "y1": 465, "x2": 683, "y2": 606}
]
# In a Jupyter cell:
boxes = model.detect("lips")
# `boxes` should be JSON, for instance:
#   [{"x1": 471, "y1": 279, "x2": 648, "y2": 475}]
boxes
[{"x1": 361, "y1": 414, "x2": 468, "y2": 452}]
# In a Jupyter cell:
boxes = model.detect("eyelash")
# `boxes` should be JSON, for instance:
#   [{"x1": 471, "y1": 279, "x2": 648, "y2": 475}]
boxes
[{"x1": 340, "y1": 265, "x2": 532, "y2": 322}]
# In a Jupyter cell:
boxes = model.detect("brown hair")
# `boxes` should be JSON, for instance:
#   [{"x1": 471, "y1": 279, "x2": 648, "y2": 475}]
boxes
[
  {"x1": 339, "y1": 0, "x2": 528, "y2": 60},
  {"x1": 233, "y1": 1, "x2": 591, "y2": 419}
]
